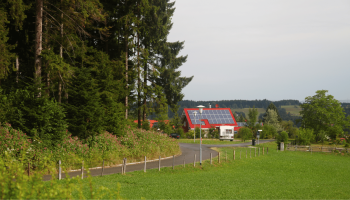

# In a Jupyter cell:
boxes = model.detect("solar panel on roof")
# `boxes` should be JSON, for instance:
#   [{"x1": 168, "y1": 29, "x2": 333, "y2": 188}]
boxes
[{"x1": 186, "y1": 109, "x2": 235, "y2": 125}]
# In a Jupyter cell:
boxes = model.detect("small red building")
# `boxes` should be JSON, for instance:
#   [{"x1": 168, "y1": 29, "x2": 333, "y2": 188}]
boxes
[{"x1": 181, "y1": 108, "x2": 238, "y2": 132}]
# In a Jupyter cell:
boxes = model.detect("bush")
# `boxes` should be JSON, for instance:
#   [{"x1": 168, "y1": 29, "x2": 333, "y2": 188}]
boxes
[
  {"x1": 238, "y1": 127, "x2": 253, "y2": 142},
  {"x1": 276, "y1": 131, "x2": 289, "y2": 149},
  {"x1": 297, "y1": 128, "x2": 315, "y2": 145},
  {"x1": 0, "y1": 87, "x2": 67, "y2": 147},
  {"x1": 261, "y1": 124, "x2": 277, "y2": 139}
]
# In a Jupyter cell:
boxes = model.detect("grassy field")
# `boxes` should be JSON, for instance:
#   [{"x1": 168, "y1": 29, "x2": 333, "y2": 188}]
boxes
[
  {"x1": 178, "y1": 138, "x2": 248, "y2": 145},
  {"x1": 231, "y1": 105, "x2": 302, "y2": 117},
  {"x1": 281, "y1": 105, "x2": 302, "y2": 116},
  {"x1": 62, "y1": 142, "x2": 350, "y2": 199}
]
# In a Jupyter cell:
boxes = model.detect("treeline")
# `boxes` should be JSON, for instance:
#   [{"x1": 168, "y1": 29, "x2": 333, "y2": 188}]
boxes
[{"x1": 0, "y1": 0, "x2": 192, "y2": 144}]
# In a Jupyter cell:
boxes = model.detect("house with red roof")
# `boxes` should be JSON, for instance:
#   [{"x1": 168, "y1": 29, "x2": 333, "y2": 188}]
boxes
[{"x1": 181, "y1": 107, "x2": 238, "y2": 132}]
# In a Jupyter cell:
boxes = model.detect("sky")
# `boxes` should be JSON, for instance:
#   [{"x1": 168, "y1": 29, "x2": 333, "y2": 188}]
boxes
[{"x1": 167, "y1": 0, "x2": 350, "y2": 102}]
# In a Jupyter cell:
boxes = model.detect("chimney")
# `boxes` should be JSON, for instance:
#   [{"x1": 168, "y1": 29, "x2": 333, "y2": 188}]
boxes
[{"x1": 209, "y1": 103, "x2": 211, "y2": 108}]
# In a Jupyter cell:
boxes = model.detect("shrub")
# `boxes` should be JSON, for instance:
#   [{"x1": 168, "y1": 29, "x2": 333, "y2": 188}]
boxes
[
  {"x1": 297, "y1": 128, "x2": 315, "y2": 145},
  {"x1": 238, "y1": 127, "x2": 253, "y2": 142},
  {"x1": 276, "y1": 131, "x2": 289, "y2": 149},
  {"x1": 261, "y1": 124, "x2": 277, "y2": 139}
]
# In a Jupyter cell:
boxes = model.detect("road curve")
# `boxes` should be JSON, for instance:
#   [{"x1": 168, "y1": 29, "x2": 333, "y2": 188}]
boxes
[{"x1": 42, "y1": 139, "x2": 275, "y2": 181}]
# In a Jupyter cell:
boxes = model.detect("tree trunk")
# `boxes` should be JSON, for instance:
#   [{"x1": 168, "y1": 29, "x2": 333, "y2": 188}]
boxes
[
  {"x1": 137, "y1": 32, "x2": 141, "y2": 128},
  {"x1": 125, "y1": 36, "x2": 128, "y2": 119},
  {"x1": 58, "y1": 0, "x2": 63, "y2": 103},
  {"x1": 34, "y1": 0, "x2": 43, "y2": 97},
  {"x1": 16, "y1": 56, "x2": 19, "y2": 83}
]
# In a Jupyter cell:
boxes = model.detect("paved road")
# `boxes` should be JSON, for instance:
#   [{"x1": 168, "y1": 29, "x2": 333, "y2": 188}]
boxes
[{"x1": 43, "y1": 139, "x2": 274, "y2": 181}]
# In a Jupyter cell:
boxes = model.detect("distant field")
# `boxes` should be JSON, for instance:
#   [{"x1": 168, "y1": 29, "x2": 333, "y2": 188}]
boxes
[
  {"x1": 230, "y1": 108, "x2": 266, "y2": 117},
  {"x1": 281, "y1": 105, "x2": 302, "y2": 116},
  {"x1": 231, "y1": 105, "x2": 302, "y2": 117}
]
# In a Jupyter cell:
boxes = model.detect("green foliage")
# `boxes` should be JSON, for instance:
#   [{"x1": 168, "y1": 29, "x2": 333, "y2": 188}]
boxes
[
  {"x1": 276, "y1": 131, "x2": 289, "y2": 148},
  {"x1": 238, "y1": 127, "x2": 253, "y2": 142},
  {"x1": 264, "y1": 109, "x2": 283, "y2": 132},
  {"x1": 0, "y1": 8, "x2": 15, "y2": 81},
  {"x1": 281, "y1": 120, "x2": 298, "y2": 138},
  {"x1": 175, "y1": 127, "x2": 184, "y2": 137},
  {"x1": 297, "y1": 128, "x2": 315, "y2": 145},
  {"x1": 247, "y1": 106, "x2": 258, "y2": 129},
  {"x1": 141, "y1": 120, "x2": 150, "y2": 131},
  {"x1": 208, "y1": 127, "x2": 219, "y2": 139},
  {"x1": 0, "y1": 86, "x2": 67, "y2": 147},
  {"x1": 64, "y1": 68, "x2": 104, "y2": 140},
  {"x1": 263, "y1": 103, "x2": 282, "y2": 123},
  {"x1": 299, "y1": 90, "x2": 350, "y2": 141},
  {"x1": 261, "y1": 124, "x2": 277, "y2": 139}
]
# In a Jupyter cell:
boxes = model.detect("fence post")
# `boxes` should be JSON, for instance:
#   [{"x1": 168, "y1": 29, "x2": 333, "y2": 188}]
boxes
[
  {"x1": 233, "y1": 150, "x2": 236, "y2": 160},
  {"x1": 218, "y1": 152, "x2": 220, "y2": 163},
  {"x1": 194, "y1": 154, "x2": 196, "y2": 167},
  {"x1": 58, "y1": 160, "x2": 61, "y2": 180},
  {"x1": 124, "y1": 158, "x2": 127, "y2": 174},
  {"x1": 158, "y1": 156, "x2": 161, "y2": 171},
  {"x1": 183, "y1": 155, "x2": 186, "y2": 167},
  {"x1": 255, "y1": 148, "x2": 256, "y2": 157},
  {"x1": 173, "y1": 155, "x2": 175, "y2": 170},
  {"x1": 81, "y1": 161, "x2": 84, "y2": 179},
  {"x1": 210, "y1": 153, "x2": 212, "y2": 165},
  {"x1": 101, "y1": 160, "x2": 104, "y2": 176},
  {"x1": 28, "y1": 162, "x2": 30, "y2": 177},
  {"x1": 144, "y1": 156, "x2": 146, "y2": 172}
]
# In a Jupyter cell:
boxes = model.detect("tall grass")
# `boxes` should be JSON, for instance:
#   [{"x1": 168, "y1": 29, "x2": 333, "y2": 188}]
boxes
[{"x1": 0, "y1": 123, "x2": 180, "y2": 173}]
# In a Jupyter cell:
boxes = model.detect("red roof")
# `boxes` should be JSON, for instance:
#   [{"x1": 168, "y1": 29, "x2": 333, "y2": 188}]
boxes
[
  {"x1": 183, "y1": 108, "x2": 238, "y2": 129},
  {"x1": 133, "y1": 120, "x2": 170, "y2": 128}
]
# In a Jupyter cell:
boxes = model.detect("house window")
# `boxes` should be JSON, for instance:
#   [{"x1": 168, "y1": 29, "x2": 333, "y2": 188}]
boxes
[{"x1": 184, "y1": 121, "x2": 186, "y2": 126}]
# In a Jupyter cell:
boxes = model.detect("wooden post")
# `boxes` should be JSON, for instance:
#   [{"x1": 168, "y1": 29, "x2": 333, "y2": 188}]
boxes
[
  {"x1": 101, "y1": 160, "x2": 104, "y2": 176},
  {"x1": 210, "y1": 153, "x2": 212, "y2": 165},
  {"x1": 144, "y1": 156, "x2": 146, "y2": 172},
  {"x1": 28, "y1": 162, "x2": 30, "y2": 177},
  {"x1": 158, "y1": 156, "x2": 161, "y2": 171},
  {"x1": 233, "y1": 150, "x2": 236, "y2": 160},
  {"x1": 121, "y1": 159, "x2": 124, "y2": 174},
  {"x1": 124, "y1": 158, "x2": 127, "y2": 174},
  {"x1": 218, "y1": 152, "x2": 220, "y2": 163},
  {"x1": 81, "y1": 161, "x2": 84, "y2": 179},
  {"x1": 58, "y1": 160, "x2": 61, "y2": 180},
  {"x1": 194, "y1": 154, "x2": 196, "y2": 167},
  {"x1": 173, "y1": 155, "x2": 175, "y2": 170},
  {"x1": 183, "y1": 155, "x2": 186, "y2": 167}
]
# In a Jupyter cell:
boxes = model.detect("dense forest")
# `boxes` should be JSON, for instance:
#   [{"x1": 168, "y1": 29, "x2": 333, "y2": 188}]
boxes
[{"x1": 0, "y1": 0, "x2": 192, "y2": 142}]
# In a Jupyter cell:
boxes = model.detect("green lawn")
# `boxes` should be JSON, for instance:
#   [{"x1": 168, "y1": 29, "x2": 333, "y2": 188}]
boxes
[
  {"x1": 63, "y1": 142, "x2": 350, "y2": 199},
  {"x1": 178, "y1": 138, "x2": 248, "y2": 145}
]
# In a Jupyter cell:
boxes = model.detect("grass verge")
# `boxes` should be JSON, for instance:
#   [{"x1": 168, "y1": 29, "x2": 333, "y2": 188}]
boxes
[
  {"x1": 62, "y1": 142, "x2": 350, "y2": 199},
  {"x1": 178, "y1": 139, "x2": 248, "y2": 145}
]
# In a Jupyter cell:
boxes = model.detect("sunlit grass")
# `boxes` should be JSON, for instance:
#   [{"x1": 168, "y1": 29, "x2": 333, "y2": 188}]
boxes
[
  {"x1": 70, "y1": 142, "x2": 350, "y2": 199},
  {"x1": 178, "y1": 139, "x2": 248, "y2": 145}
]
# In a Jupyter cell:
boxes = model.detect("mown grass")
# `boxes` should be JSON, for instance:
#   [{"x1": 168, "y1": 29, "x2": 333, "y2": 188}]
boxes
[
  {"x1": 60, "y1": 142, "x2": 350, "y2": 199},
  {"x1": 281, "y1": 105, "x2": 302, "y2": 116},
  {"x1": 178, "y1": 139, "x2": 248, "y2": 145}
]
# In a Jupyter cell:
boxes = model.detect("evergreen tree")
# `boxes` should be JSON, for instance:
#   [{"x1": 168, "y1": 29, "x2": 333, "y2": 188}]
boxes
[
  {"x1": 264, "y1": 109, "x2": 283, "y2": 132},
  {"x1": 64, "y1": 68, "x2": 104, "y2": 140},
  {"x1": 262, "y1": 103, "x2": 282, "y2": 123}
]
